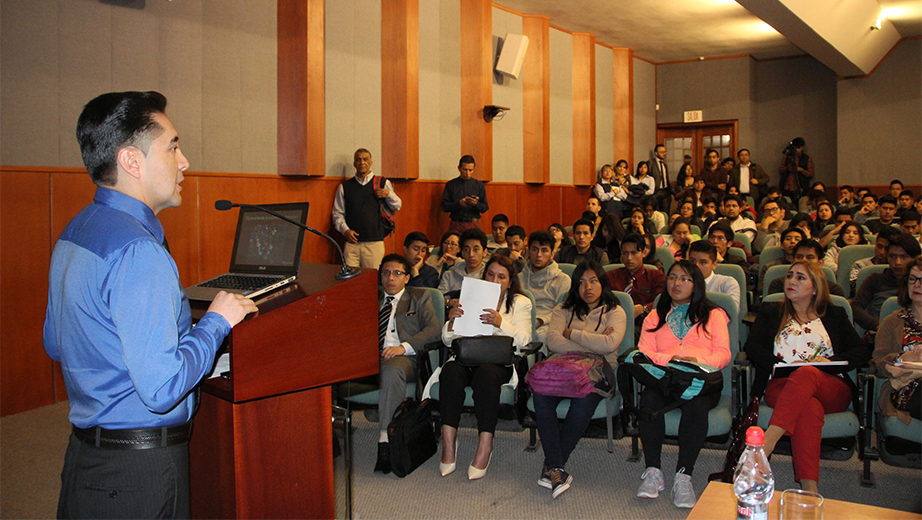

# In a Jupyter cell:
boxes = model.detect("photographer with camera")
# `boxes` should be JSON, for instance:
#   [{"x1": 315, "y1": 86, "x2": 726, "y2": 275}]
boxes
[{"x1": 778, "y1": 137, "x2": 815, "y2": 203}]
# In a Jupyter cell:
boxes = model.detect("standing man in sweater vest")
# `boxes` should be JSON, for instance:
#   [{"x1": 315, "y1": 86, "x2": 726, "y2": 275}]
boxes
[{"x1": 332, "y1": 148, "x2": 402, "y2": 268}]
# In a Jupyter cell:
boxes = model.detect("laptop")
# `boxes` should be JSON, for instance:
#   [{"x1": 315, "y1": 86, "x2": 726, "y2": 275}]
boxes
[{"x1": 185, "y1": 202, "x2": 310, "y2": 302}]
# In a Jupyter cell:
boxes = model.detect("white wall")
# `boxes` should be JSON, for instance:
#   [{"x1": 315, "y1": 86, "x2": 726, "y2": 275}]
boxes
[
  {"x1": 324, "y1": 0, "x2": 382, "y2": 178},
  {"x1": 596, "y1": 46, "x2": 615, "y2": 169},
  {"x1": 491, "y1": 8, "x2": 525, "y2": 183},
  {"x1": 549, "y1": 28, "x2": 573, "y2": 185},
  {"x1": 633, "y1": 57, "x2": 656, "y2": 166},
  {"x1": 0, "y1": 0, "x2": 278, "y2": 174},
  {"x1": 418, "y1": 0, "x2": 462, "y2": 181}
]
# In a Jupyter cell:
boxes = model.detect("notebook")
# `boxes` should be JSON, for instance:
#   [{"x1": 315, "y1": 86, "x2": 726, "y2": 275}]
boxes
[{"x1": 184, "y1": 202, "x2": 310, "y2": 302}]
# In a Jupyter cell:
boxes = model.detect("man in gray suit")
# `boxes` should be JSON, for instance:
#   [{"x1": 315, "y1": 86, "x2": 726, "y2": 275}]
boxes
[{"x1": 375, "y1": 254, "x2": 441, "y2": 474}]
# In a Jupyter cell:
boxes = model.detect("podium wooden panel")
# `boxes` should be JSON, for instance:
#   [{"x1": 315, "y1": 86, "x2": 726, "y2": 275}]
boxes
[{"x1": 189, "y1": 263, "x2": 378, "y2": 519}]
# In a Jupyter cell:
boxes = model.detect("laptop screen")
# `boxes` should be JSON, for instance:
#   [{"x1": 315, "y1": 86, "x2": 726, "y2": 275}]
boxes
[{"x1": 228, "y1": 202, "x2": 310, "y2": 274}]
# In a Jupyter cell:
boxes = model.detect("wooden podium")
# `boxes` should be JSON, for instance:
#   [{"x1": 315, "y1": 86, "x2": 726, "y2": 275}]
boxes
[{"x1": 188, "y1": 263, "x2": 378, "y2": 519}]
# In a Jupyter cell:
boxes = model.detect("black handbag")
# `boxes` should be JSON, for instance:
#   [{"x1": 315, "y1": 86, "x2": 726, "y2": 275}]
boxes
[
  {"x1": 387, "y1": 398, "x2": 437, "y2": 478},
  {"x1": 708, "y1": 397, "x2": 760, "y2": 482},
  {"x1": 450, "y1": 335, "x2": 515, "y2": 367}
]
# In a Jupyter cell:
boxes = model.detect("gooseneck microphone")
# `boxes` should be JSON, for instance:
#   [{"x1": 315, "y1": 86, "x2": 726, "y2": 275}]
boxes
[{"x1": 214, "y1": 200, "x2": 361, "y2": 280}]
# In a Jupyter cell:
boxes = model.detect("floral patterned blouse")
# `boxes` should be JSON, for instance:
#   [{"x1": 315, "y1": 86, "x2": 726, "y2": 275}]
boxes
[{"x1": 773, "y1": 317, "x2": 833, "y2": 362}]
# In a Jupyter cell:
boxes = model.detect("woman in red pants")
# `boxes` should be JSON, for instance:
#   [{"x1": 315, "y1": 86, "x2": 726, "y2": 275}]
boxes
[{"x1": 744, "y1": 261, "x2": 869, "y2": 493}]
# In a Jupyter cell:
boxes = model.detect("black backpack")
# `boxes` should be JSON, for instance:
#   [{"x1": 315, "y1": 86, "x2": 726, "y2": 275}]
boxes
[{"x1": 617, "y1": 349, "x2": 724, "y2": 422}]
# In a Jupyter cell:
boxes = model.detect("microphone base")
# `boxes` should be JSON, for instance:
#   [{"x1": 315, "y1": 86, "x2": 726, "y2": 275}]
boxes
[{"x1": 334, "y1": 265, "x2": 362, "y2": 280}]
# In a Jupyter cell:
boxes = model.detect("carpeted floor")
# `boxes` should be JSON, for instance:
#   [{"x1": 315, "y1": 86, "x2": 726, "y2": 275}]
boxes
[{"x1": 3, "y1": 402, "x2": 920, "y2": 519}]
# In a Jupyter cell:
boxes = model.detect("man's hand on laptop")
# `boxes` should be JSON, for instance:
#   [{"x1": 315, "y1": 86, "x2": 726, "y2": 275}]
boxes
[{"x1": 209, "y1": 291, "x2": 259, "y2": 326}]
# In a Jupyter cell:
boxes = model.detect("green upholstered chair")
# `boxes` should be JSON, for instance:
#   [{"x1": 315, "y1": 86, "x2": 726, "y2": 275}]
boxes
[
  {"x1": 625, "y1": 291, "x2": 741, "y2": 461},
  {"x1": 524, "y1": 291, "x2": 635, "y2": 453},
  {"x1": 835, "y1": 244, "x2": 875, "y2": 298},
  {"x1": 337, "y1": 288, "x2": 445, "y2": 420},
  {"x1": 751, "y1": 293, "x2": 863, "y2": 461}
]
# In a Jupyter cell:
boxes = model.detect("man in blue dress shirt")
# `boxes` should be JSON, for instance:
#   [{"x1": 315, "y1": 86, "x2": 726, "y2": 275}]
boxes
[{"x1": 43, "y1": 91, "x2": 257, "y2": 519}]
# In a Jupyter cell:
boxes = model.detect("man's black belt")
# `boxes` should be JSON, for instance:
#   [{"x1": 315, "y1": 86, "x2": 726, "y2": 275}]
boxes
[{"x1": 72, "y1": 422, "x2": 192, "y2": 450}]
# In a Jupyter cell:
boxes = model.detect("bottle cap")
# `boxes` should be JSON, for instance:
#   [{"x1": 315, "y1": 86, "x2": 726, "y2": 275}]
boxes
[{"x1": 746, "y1": 426, "x2": 764, "y2": 445}]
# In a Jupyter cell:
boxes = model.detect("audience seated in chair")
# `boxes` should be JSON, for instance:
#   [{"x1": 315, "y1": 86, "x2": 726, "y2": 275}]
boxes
[
  {"x1": 554, "y1": 218, "x2": 609, "y2": 266},
  {"x1": 853, "y1": 192, "x2": 879, "y2": 225},
  {"x1": 768, "y1": 240, "x2": 845, "y2": 297},
  {"x1": 823, "y1": 221, "x2": 868, "y2": 272},
  {"x1": 519, "y1": 231, "x2": 571, "y2": 344},
  {"x1": 547, "y1": 223, "x2": 572, "y2": 257},
  {"x1": 437, "y1": 255, "x2": 533, "y2": 480},
  {"x1": 486, "y1": 213, "x2": 509, "y2": 253},
  {"x1": 438, "y1": 228, "x2": 488, "y2": 296},
  {"x1": 533, "y1": 261, "x2": 626, "y2": 499},
  {"x1": 745, "y1": 261, "x2": 870, "y2": 493},
  {"x1": 689, "y1": 241, "x2": 741, "y2": 313},
  {"x1": 404, "y1": 232, "x2": 440, "y2": 289},
  {"x1": 607, "y1": 233, "x2": 666, "y2": 342},
  {"x1": 707, "y1": 221, "x2": 750, "y2": 273},
  {"x1": 374, "y1": 254, "x2": 442, "y2": 473},
  {"x1": 501, "y1": 225, "x2": 528, "y2": 273},
  {"x1": 851, "y1": 233, "x2": 921, "y2": 333},
  {"x1": 849, "y1": 226, "x2": 899, "y2": 295},
  {"x1": 656, "y1": 216, "x2": 696, "y2": 261},
  {"x1": 427, "y1": 230, "x2": 460, "y2": 279},
  {"x1": 635, "y1": 260, "x2": 731, "y2": 509},
  {"x1": 758, "y1": 227, "x2": 806, "y2": 296},
  {"x1": 873, "y1": 255, "x2": 922, "y2": 424},
  {"x1": 867, "y1": 195, "x2": 901, "y2": 235},
  {"x1": 900, "y1": 210, "x2": 920, "y2": 236}
]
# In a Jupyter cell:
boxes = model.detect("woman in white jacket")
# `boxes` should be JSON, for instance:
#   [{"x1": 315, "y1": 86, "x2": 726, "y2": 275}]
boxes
[{"x1": 438, "y1": 254, "x2": 532, "y2": 480}]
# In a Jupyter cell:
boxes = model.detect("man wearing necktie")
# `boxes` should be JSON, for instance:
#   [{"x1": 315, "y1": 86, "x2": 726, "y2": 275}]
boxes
[
  {"x1": 652, "y1": 144, "x2": 672, "y2": 213},
  {"x1": 605, "y1": 234, "x2": 666, "y2": 342},
  {"x1": 375, "y1": 254, "x2": 441, "y2": 474}
]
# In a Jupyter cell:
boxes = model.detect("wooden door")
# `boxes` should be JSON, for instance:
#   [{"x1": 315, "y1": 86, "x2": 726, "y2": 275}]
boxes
[{"x1": 657, "y1": 121, "x2": 739, "y2": 179}]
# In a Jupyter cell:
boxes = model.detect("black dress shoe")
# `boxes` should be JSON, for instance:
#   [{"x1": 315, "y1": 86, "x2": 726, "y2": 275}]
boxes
[{"x1": 374, "y1": 442, "x2": 392, "y2": 474}]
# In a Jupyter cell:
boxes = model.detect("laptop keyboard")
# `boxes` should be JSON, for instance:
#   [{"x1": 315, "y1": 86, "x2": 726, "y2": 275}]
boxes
[{"x1": 198, "y1": 274, "x2": 283, "y2": 291}]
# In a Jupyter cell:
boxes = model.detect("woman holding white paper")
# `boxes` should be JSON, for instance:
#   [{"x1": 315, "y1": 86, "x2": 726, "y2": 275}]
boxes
[
  {"x1": 438, "y1": 254, "x2": 532, "y2": 480},
  {"x1": 744, "y1": 261, "x2": 869, "y2": 492}
]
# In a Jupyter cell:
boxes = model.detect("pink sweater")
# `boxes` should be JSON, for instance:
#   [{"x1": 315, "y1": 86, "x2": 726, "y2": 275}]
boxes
[{"x1": 638, "y1": 307, "x2": 731, "y2": 369}]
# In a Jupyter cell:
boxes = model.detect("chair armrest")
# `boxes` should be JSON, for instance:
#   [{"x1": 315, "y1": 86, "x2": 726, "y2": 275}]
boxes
[{"x1": 735, "y1": 351, "x2": 750, "y2": 367}]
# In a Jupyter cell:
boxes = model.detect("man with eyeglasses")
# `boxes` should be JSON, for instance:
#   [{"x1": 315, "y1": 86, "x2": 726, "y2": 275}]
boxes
[
  {"x1": 851, "y1": 233, "x2": 922, "y2": 334},
  {"x1": 707, "y1": 222, "x2": 750, "y2": 273},
  {"x1": 373, "y1": 254, "x2": 441, "y2": 474}
]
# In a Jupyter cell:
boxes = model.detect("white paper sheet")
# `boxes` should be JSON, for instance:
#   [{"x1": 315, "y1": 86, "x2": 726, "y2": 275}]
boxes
[{"x1": 453, "y1": 277, "x2": 502, "y2": 337}]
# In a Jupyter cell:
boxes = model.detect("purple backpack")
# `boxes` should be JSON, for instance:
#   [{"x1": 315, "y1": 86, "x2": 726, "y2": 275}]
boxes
[{"x1": 525, "y1": 352, "x2": 614, "y2": 398}]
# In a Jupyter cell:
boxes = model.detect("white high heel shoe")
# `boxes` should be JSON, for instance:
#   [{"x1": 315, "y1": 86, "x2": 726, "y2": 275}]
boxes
[
  {"x1": 468, "y1": 452, "x2": 493, "y2": 480},
  {"x1": 439, "y1": 438, "x2": 458, "y2": 477}
]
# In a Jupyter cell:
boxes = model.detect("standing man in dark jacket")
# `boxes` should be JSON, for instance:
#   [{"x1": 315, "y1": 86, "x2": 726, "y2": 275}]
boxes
[
  {"x1": 729, "y1": 149, "x2": 770, "y2": 203},
  {"x1": 441, "y1": 155, "x2": 488, "y2": 233},
  {"x1": 778, "y1": 137, "x2": 815, "y2": 203}
]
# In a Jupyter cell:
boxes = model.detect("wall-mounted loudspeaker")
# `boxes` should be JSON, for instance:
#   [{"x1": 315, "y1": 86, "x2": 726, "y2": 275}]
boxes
[{"x1": 495, "y1": 33, "x2": 529, "y2": 80}]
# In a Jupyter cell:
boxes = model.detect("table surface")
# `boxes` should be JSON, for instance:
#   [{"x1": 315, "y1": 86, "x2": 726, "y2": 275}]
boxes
[{"x1": 686, "y1": 482, "x2": 922, "y2": 520}]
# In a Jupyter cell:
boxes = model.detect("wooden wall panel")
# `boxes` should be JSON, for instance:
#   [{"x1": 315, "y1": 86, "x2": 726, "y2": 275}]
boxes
[
  {"x1": 460, "y1": 0, "x2": 493, "y2": 181},
  {"x1": 612, "y1": 48, "x2": 634, "y2": 167},
  {"x1": 482, "y1": 184, "x2": 519, "y2": 230},
  {"x1": 561, "y1": 184, "x2": 594, "y2": 228},
  {"x1": 516, "y1": 185, "x2": 561, "y2": 234},
  {"x1": 0, "y1": 170, "x2": 54, "y2": 415},
  {"x1": 522, "y1": 15, "x2": 550, "y2": 184},
  {"x1": 1, "y1": 167, "x2": 597, "y2": 415},
  {"x1": 277, "y1": 0, "x2": 325, "y2": 176},
  {"x1": 381, "y1": 0, "x2": 419, "y2": 180},
  {"x1": 572, "y1": 33, "x2": 596, "y2": 186}
]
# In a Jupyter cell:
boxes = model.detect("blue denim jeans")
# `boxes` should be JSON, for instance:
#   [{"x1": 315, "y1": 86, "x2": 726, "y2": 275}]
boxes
[{"x1": 533, "y1": 392, "x2": 603, "y2": 469}]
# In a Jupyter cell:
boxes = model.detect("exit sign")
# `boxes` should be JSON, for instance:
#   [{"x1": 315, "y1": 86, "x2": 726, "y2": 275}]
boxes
[{"x1": 684, "y1": 110, "x2": 703, "y2": 123}]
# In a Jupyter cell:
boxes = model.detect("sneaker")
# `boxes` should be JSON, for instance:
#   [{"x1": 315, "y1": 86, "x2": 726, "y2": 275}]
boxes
[
  {"x1": 537, "y1": 466, "x2": 552, "y2": 489},
  {"x1": 672, "y1": 468, "x2": 697, "y2": 508},
  {"x1": 549, "y1": 468, "x2": 572, "y2": 499},
  {"x1": 636, "y1": 467, "x2": 665, "y2": 499}
]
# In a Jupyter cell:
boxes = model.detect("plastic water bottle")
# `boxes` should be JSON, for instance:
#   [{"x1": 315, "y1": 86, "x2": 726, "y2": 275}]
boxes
[{"x1": 733, "y1": 426, "x2": 774, "y2": 520}]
